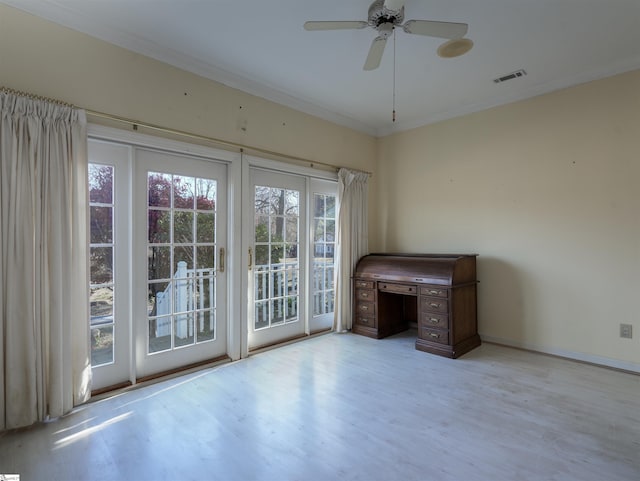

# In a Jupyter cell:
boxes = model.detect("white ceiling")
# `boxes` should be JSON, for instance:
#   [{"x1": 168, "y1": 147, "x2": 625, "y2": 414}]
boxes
[{"x1": 5, "y1": 0, "x2": 640, "y2": 136}]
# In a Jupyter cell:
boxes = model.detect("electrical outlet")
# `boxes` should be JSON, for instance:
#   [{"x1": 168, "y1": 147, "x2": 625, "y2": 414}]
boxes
[{"x1": 620, "y1": 323, "x2": 633, "y2": 339}]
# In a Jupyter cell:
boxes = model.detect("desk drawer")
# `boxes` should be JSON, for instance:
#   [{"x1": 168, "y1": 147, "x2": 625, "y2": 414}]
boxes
[
  {"x1": 420, "y1": 286, "x2": 448, "y2": 298},
  {"x1": 421, "y1": 328, "x2": 449, "y2": 345},
  {"x1": 356, "y1": 289, "x2": 375, "y2": 301},
  {"x1": 379, "y1": 282, "x2": 417, "y2": 295},
  {"x1": 420, "y1": 296, "x2": 448, "y2": 314},
  {"x1": 420, "y1": 312, "x2": 449, "y2": 330},
  {"x1": 355, "y1": 315, "x2": 376, "y2": 328},
  {"x1": 354, "y1": 279, "x2": 374, "y2": 289},
  {"x1": 356, "y1": 301, "x2": 375, "y2": 316}
]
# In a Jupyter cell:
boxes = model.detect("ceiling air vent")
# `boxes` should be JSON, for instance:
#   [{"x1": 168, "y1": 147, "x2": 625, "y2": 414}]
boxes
[{"x1": 493, "y1": 69, "x2": 527, "y2": 84}]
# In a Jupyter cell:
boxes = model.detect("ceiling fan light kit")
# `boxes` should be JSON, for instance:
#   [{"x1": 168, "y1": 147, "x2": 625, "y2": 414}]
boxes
[
  {"x1": 304, "y1": 0, "x2": 473, "y2": 70},
  {"x1": 437, "y1": 38, "x2": 474, "y2": 58}
]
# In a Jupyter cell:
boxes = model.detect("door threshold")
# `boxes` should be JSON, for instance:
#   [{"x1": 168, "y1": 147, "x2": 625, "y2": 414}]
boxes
[
  {"x1": 248, "y1": 328, "x2": 332, "y2": 355},
  {"x1": 89, "y1": 355, "x2": 231, "y2": 402}
]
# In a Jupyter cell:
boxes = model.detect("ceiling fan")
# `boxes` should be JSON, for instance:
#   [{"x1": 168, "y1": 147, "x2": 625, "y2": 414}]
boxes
[{"x1": 304, "y1": 0, "x2": 473, "y2": 70}]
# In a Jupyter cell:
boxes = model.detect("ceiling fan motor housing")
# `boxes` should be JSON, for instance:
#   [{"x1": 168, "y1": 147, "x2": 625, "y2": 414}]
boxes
[{"x1": 368, "y1": 0, "x2": 404, "y2": 31}]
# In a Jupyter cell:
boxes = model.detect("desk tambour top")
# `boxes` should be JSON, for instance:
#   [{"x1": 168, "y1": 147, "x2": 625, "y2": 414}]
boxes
[{"x1": 354, "y1": 253, "x2": 478, "y2": 287}]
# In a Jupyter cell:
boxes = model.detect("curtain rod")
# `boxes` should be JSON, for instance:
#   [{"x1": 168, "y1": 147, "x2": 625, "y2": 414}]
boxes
[
  {"x1": 1, "y1": 86, "x2": 74, "y2": 108},
  {"x1": 1, "y1": 85, "x2": 372, "y2": 176}
]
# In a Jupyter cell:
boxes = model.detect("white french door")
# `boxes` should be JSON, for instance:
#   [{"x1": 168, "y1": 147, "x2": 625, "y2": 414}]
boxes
[
  {"x1": 88, "y1": 128, "x2": 337, "y2": 389},
  {"x1": 89, "y1": 135, "x2": 233, "y2": 390},
  {"x1": 246, "y1": 169, "x2": 307, "y2": 350},
  {"x1": 134, "y1": 148, "x2": 228, "y2": 378},
  {"x1": 88, "y1": 140, "x2": 132, "y2": 390},
  {"x1": 309, "y1": 179, "x2": 337, "y2": 333}
]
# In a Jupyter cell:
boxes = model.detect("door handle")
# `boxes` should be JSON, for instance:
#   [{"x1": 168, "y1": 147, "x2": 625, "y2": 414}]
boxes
[
  {"x1": 219, "y1": 247, "x2": 225, "y2": 273},
  {"x1": 248, "y1": 247, "x2": 253, "y2": 270}
]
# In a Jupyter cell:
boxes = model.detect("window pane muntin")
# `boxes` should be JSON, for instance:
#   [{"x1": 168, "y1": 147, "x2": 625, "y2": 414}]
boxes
[
  {"x1": 285, "y1": 189, "x2": 299, "y2": 216},
  {"x1": 253, "y1": 184, "x2": 302, "y2": 330},
  {"x1": 173, "y1": 175, "x2": 195, "y2": 209},
  {"x1": 91, "y1": 325, "x2": 114, "y2": 366},
  {"x1": 148, "y1": 172, "x2": 172, "y2": 207},
  {"x1": 89, "y1": 164, "x2": 113, "y2": 203},
  {"x1": 314, "y1": 195, "x2": 325, "y2": 218},
  {"x1": 195, "y1": 276, "x2": 215, "y2": 310},
  {"x1": 312, "y1": 192, "x2": 336, "y2": 317},
  {"x1": 147, "y1": 172, "x2": 219, "y2": 354},
  {"x1": 196, "y1": 212, "x2": 215, "y2": 243},
  {"x1": 255, "y1": 300, "x2": 269, "y2": 330},
  {"x1": 90, "y1": 246, "x2": 113, "y2": 285},
  {"x1": 149, "y1": 317, "x2": 172, "y2": 353},
  {"x1": 196, "y1": 178, "x2": 216, "y2": 211},
  {"x1": 174, "y1": 246, "x2": 194, "y2": 272},
  {"x1": 196, "y1": 310, "x2": 215, "y2": 342},
  {"x1": 148, "y1": 246, "x2": 171, "y2": 281},
  {"x1": 325, "y1": 196, "x2": 335, "y2": 218},
  {"x1": 148, "y1": 281, "x2": 170, "y2": 317},
  {"x1": 90, "y1": 286, "x2": 114, "y2": 325},
  {"x1": 174, "y1": 312, "x2": 195, "y2": 347},
  {"x1": 196, "y1": 245, "x2": 215, "y2": 270},
  {"x1": 90, "y1": 206, "x2": 113, "y2": 244},
  {"x1": 88, "y1": 163, "x2": 116, "y2": 367},
  {"x1": 173, "y1": 211, "x2": 194, "y2": 244},
  {"x1": 255, "y1": 215, "x2": 269, "y2": 242},
  {"x1": 148, "y1": 209, "x2": 171, "y2": 243}
]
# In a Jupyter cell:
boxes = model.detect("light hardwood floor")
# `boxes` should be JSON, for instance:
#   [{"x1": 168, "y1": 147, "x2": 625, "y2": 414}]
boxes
[{"x1": 1, "y1": 331, "x2": 639, "y2": 481}]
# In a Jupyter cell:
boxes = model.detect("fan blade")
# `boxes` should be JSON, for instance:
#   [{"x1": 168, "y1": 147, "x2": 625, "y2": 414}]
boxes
[
  {"x1": 304, "y1": 21, "x2": 368, "y2": 31},
  {"x1": 383, "y1": 0, "x2": 405, "y2": 11},
  {"x1": 363, "y1": 36, "x2": 387, "y2": 71},
  {"x1": 402, "y1": 20, "x2": 468, "y2": 39}
]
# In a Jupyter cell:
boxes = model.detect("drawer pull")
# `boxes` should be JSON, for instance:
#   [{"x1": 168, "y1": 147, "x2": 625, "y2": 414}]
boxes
[
  {"x1": 429, "y1": 318, "x2": 439, "y2": 323},
  {"x1": 361, "y1": 292, "x2": 369, "y2": 298},
  {"x1": 429, "y1": 333, "x2": 440, "y2": 339},
  {"x1": 428, "y1": 290, "x2": 440, "y2": 295},
  {"x1": 359, "y1": 305, "x2": 369, "y2": 311},
  {"x1": 429, "y1": 303, "x2": 441, "y2": 309}
]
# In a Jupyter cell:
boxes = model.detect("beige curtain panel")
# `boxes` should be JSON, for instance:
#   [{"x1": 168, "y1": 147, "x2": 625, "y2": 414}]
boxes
[
  {"x1": 0, "y1": 90, "x2": 91, "y2": 430},
  {"x1": 333, "y1": 168, "x2": 369, "y2": 333}
]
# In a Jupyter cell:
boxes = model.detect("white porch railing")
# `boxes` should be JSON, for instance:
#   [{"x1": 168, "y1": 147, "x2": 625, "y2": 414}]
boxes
[
  {"x1": 154, "y1": 259, "x2": 334, "y2": 336},
  {"x1": 155, "y1": 261, "x2": 215, "y2": 338},
  {"x1": 253, "y1": 260, "x2": 335, "y2": 324}
]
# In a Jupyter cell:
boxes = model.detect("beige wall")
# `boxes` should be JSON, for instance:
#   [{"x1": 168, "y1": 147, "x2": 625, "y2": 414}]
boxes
[{"x1": 377, "y1": 70, "x2": 640, "y2": 367}]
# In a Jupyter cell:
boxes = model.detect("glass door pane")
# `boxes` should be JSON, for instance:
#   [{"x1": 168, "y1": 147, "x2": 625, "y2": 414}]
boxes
[
  {"x1": 89, "y1": 163, "x2": 115, "y2": 366},
  {"x1": 254, "y1": 186, "x2": 300, "y2": 329},
  {"x1": 87, "y1": 140, "x2": 132, "y2": 391},
  {"x1": 309, "y1": 179, "x2": 337, "y2": 332},
  {"x1": 248, "y1": 170, "x2": 306, "y2": 350},
  {"x1": 146, "y1": 172, "x2": 218, "y2": 353},
  {"x1": 135, "y1": 148, "x2": 227, "y2": 379}
]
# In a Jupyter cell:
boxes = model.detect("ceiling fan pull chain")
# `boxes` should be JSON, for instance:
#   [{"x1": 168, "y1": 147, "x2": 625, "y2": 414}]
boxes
[{"x1": 392, "y1": 28, "x2": 397, "y2": 122}]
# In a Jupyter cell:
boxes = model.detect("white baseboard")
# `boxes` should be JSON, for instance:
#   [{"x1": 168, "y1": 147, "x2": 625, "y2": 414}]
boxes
[{"x1": 480, "y1": 334, "x2": 640, "y2": 374}]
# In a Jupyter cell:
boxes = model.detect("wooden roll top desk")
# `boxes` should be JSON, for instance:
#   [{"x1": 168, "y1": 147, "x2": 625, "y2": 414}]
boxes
[{"x1": 352, "y1": 253, "x2": 481, "y2": 359}]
